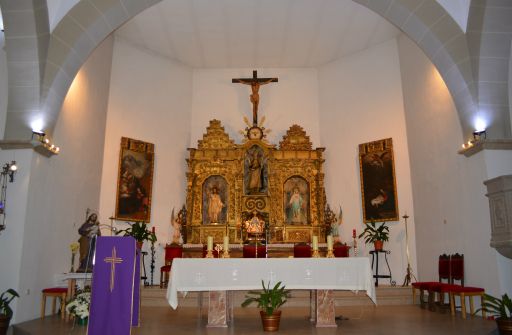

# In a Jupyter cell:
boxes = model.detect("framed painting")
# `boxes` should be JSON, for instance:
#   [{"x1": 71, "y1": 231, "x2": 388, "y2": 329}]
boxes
[
  {"x1": 359, "y1": 138, "x2": 399, "y2": 222},
  {"x1": 115, "y1": 137, "x2": 155, "y2": 222},
  {"x1": 283, "y1": 176, "x2": 309, "y2": 225},
  {"x1": 202, "y1": 175, "x2": 228, "y2": 224}
]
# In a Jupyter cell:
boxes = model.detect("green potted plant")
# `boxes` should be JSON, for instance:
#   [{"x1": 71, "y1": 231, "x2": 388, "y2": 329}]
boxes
[
  {"x1": 0, "y1": 288, "x2": 19, "y2": 335},
  {"x1": 358, "y1": 221, "x2": 389, "y2": 251},
  {"x1": 116, "y1": 221, "x2": 157, "y2": 249},
  {"x1": 476, "y1": 293, "x2": 512, "y2": 334},
  {"x1": 242, "y1": 281, "x2": 290, "y2": 332}
]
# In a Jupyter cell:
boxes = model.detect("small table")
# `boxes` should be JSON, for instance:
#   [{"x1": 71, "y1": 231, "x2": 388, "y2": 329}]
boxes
[{"x1": 369, "y1": 250, "x2": 392, "y2": 286}]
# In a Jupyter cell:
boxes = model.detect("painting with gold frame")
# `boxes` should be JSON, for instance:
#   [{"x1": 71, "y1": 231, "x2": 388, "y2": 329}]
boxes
[
  {"x1": 115, "y1": 137, "x2": 155, "y2": 222},
  {"x1": 359, "y1": 138, "x2": 398, "y2": 222}
]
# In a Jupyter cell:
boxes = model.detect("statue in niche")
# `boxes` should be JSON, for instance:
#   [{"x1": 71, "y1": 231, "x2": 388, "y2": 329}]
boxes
[
  {"x1": 284, "y1": 176, "x2": 309, "y2": 225},
  {"x1": 244, "y1": 145, "x2": 268, "y2": 195},
  {"x1": 202, "y1": 176, "x2": 228, "y2": 224}
]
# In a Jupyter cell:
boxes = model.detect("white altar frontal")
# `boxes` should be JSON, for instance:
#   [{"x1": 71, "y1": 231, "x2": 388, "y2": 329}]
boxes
[{"x1": 166, "y1": 257, "x2": 376, "y2": 328}]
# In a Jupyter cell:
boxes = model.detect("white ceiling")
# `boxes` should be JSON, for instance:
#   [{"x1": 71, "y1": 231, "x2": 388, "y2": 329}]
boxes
[{"x1": 115, "y1": 0, "x2": 401, "y2": 68}]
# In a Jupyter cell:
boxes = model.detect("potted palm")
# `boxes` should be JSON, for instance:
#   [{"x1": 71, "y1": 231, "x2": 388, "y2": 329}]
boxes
[
  {"x1": 358, "y1": 221, "x2": 389, "y2": 251},
  {"x1": 242, "y1": 281, "x2": 290, "y2": 332},
  {"x1": 477, "y1": 293, "x2": 512, "y2": 334},
  {"x1": 0, "y1": 289, "x2": 19, "y2": 335},
  {"x1": 116, "y1": 221, "x2": 157, "y2": 249}
]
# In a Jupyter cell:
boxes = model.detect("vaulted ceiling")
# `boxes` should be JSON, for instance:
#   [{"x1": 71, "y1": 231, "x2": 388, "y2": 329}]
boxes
[{"x1": 115, "y1": 0, "x2": 400, "y2": 68}]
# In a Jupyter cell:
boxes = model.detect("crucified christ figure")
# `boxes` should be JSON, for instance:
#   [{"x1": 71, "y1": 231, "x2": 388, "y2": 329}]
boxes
[{"x1": 232, "y1": 70, "x2": 278, "y2": 125}]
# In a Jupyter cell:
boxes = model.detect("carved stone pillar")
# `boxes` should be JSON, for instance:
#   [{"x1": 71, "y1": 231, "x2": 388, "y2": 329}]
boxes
[{"x1": 484, "y1": 175, "x2": 512, "y2": 259}]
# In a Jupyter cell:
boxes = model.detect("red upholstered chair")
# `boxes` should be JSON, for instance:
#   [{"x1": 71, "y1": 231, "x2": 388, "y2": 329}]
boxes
[
  {"x1": 293, "y1": 243, "x2": 312, "y2": 258},
  {"x1": 41, "y1": 287, "x2": 67, "y2": 319},
  {"x1": 450, "y1": 253, "x2": 464, "y2": 286},
  {"x1": 333, "y1": 243, "x2": 350, "y2": 257},
  {"x1": 412, "y1": 254, "x2": 450, "y2": 305},
  {"x1": 243, "y1": 244, "x2": 266, "y2": 258},
  {"x1": 448, "y1": 286, "x2": 485, "y2": 319},
  {"x1": 160, "y1": 244, "x2": 183, "y2": 288}
]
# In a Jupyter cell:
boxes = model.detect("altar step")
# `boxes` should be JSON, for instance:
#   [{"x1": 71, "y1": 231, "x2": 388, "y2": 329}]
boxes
[{"x1": 141, "y1": 285, "x2": 413, "y2": 308}]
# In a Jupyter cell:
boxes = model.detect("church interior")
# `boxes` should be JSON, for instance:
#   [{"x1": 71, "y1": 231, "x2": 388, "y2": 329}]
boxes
[{"x1": 0, "y1": 0, "x2": 511, "y2": 333}]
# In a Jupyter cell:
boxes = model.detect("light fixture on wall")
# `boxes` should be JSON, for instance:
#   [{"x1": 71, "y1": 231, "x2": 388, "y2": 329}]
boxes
[
  {"x1": 31, "y1": 130, "x2": 60, "y2": 156},
  {"x1": 473, "y1": 129, "x2": 487, "y2": 142},
  {"x1": 0, "y1": 161, "x2": 18, "y2": 234}
]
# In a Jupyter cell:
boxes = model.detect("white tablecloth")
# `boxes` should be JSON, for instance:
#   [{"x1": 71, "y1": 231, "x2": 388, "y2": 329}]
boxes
[{"x1": 166, "y1": 257, "x2": 376, "y2": 309}]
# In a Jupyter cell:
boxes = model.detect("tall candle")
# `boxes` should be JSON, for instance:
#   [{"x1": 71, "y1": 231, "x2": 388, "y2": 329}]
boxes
[
  {"x1": 223, "y1": 236, "x2": 229, "y2": 251},
  {"x1": 207, "y1": 236, "x2": 213, "y2": 251},
  {"x1": 312, "y1": 235, "x2": 318, "y2": 251},
  {"x1": 327, "y1": 235, "x2": 333, "y2": 250}
]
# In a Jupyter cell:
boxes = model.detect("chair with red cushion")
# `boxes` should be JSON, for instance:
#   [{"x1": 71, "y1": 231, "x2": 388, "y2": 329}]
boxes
[
  {"x1": 243, "y1": 244, "x2": 266, "y2": 258},
  {"x1": 293, "y1": 243, "x2": 312, "y2": 258},
  {"x1": 333, "y1": 243, "x2": 350, "y2": 257},
  {"x1": 412, "y1": 254, "x2": 450, "y2": 305},
  {"x1": 450, "y1": 253, "x2": 464, "y2": 286},
  {"x1": 160, "y1": 244, "x2": 183, "y2": 288},
  {"x1": 448, "y1": 285, "x2": 485, "y2": 319},
  {"x1": 41, "y1": 287, "x2": 67, "y2": 319}
]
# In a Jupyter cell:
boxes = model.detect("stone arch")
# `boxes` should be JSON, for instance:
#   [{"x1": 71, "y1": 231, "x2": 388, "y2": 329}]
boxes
[{"x1": 4, "y1": 0, "x2": 508, "y2": 141}]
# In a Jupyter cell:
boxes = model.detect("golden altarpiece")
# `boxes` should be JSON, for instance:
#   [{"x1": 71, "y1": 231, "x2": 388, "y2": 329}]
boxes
[{"x1": 185, "y1": 119, "x2": 327, "y2": 244}]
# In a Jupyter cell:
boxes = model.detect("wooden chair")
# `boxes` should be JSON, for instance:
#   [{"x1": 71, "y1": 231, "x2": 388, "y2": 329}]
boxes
[
  {"x1": 160, "y1": 244, "x2": 183, "y2": 288},
  {"x1": 41, "y1": 287, "x2": 67, "y2": 319},
  {"x1": 412, "y1": 254, "x2": 450, "y2": 306},
  {"x1": 448, "y1": 286, "x2": 485, "y2": 319},
  {"x1": 450, "y1": 253, "x2": 464, "y2": 285}
]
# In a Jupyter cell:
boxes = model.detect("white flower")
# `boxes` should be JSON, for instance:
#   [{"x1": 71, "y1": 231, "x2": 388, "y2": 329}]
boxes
[{"x1": 66, "y1": 291, "x2": 91, "y2": 318}]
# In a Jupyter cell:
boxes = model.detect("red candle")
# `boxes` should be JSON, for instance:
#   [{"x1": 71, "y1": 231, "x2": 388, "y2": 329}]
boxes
[
  {"x1": 152, "y1": 227, "x2": 155, "y2": 234},
  {"x1": 352, "y1": 229, "x2": 356, "y2": 238}
]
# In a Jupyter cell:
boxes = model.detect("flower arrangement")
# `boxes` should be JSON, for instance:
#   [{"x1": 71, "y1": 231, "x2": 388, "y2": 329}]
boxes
[{"x1": 66, "y1": 287, "x2": 91, "y2": 320}]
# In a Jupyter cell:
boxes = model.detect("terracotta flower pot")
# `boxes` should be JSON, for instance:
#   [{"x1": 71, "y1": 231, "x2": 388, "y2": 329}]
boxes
[
  {"x1": 497, "y1": 318, "x2": 512, "y2": 335},
  {"x1": 374, "y1": 240, "x2": 384, "y2": 251},
  {"x1": 0, "y1": 314, "x2": 11, "y2": 335},
  {"x1": 260, "y1": 310, "x2": 281, "y2": 332}
]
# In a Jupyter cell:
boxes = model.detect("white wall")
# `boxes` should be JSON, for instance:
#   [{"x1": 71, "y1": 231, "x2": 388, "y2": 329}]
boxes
[
  {"x1": 99, "y1": 37, "x2": 192, "y2": 279},
  {"x1": 9, "y1": 36, "x2": 114, "y2": 323},
  {"x1": 190, "y1": 68, "x2": 320, "y2": 147},
  {"x1": 436, "y1": 0, "x2": 471, "y2": 32},
  {"x1": 0, "y1": 36, "x2": 7, "y2": 139},
  {"x1": 397, "y1": 35, "x2": 503, "y2": 296},
  {"x1": 318, "y1": 38, "x2": 417, "y2": 284}
]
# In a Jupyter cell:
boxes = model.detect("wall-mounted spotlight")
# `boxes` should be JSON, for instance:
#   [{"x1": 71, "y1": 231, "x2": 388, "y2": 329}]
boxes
[
  {"x1": 2, "y1": 161, "x2": 17, "y2": 183},
  {"x1": 31, "y1": 131, "x2": 60, "y2": 156},
  {"x1": 473, "y1": 129, "x2": 487, "y2": 142}
]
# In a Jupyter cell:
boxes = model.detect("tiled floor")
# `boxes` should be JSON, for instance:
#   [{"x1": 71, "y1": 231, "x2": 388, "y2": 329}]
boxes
[{"x1": 11, "y1": 305, "x2": 498, "y2": 334}]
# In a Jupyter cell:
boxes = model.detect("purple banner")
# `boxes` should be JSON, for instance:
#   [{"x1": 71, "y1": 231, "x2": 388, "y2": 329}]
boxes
[
  {"x1": 88, "y1": 236, "x2": 136, "y2": 335},
  {"x1": 132, "y1": 249, "x2": 141, "y2": 326}
]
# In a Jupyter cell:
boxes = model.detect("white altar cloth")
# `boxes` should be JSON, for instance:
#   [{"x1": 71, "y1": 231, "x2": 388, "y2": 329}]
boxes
[{"x1": 166, "y1": 257, "x2": 376, "y2": 309}]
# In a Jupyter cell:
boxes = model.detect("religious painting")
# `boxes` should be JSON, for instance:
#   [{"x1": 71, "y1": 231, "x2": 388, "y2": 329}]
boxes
[
  {"x1": 283, "y1": 176, "x2": 309, "y2": 225},
  {"x1": 244, "y1": 145, "x2": 268, "y2": 195},
  {"x1": 115, "y1": 137, "x2": 154, "y2": 222},
  {"x1": 202, "y1": 175, "x2": 228, "y2": 225},
  {"x1": 359, "y1": 138, "x2": 399, "y2": 222}
]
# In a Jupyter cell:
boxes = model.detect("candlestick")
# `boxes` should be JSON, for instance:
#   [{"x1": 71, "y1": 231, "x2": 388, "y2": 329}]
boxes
[
  {"x1": 327, "y1": 235, "x2": 333, "y2": 250},
  {"x1": 206, "y1": 236, "x2": 214, "y2": 258}
]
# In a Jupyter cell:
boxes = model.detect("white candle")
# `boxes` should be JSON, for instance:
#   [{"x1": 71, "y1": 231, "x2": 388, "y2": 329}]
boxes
[
  {"x1": 312, "y1": 235, "x2": 318, "y2": 251},
  {"x1": 207, "y1": 236, "x2": 213, "y2": 251},
  {"x1": 223, "y1": 236, "x2": 229, "y2": 251},
  {"x1": 327, "y1": 235, "x2": 333, "y2": 250}
]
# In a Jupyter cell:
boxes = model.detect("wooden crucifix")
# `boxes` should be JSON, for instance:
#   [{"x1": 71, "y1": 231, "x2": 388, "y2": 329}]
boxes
[{"x1": 232, "y1": 70, "x2": 278, "y2": 126}]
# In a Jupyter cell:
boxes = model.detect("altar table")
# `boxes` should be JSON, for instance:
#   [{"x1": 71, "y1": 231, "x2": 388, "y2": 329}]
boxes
[{"x1": 166, "y1": 258, "x2": 376, "y2": 327}]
